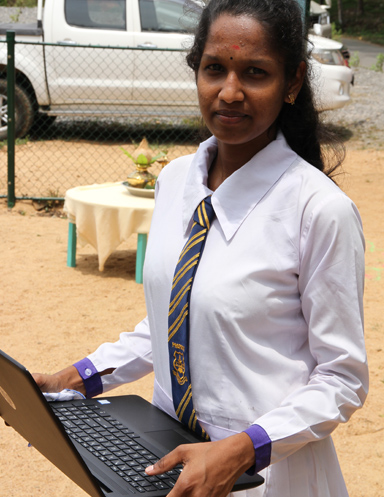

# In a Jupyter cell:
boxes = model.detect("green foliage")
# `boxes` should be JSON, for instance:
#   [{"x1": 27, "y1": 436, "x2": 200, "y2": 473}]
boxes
[
  {"x1": 370, "y1": 53, "x2": 384, "y2": 72},
  {"x1": 10, "y1": 7, "x2": 21, "y2": 22},
  {"x1": 349, "y1": 51, "x2": 360, "y2": 68},
  {"x1": 15, "y1": 136, "x2": 30, "y2": 145},
  {"x1": 32, "y1": 189, "x2": 64, "y2": 211},
  {"x1": 329, "y1": 0, "x2": 384, "y2": 46},
  {"x1": 120, "y1": 146, "x2": 165, "y2": 166},
  {"x1": 0, "y1": 136, "x2": 29, "y2": 148},
  {"x1": 0, "y1": 0, "x2": 37, "y2": 6},
  {"x1": 331, "y1": 22, "x2": 343, "y2": 41}
]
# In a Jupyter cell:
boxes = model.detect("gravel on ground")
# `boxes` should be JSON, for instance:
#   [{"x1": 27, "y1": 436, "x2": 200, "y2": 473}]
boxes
[{"x1": 323, "y1": 68, "x2": 384, "y2": 150}]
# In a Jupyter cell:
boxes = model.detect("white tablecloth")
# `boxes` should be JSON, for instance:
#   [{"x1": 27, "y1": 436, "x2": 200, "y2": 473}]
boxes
[{"x1": 64, "y1": 183, "x2": 155, "y2": 271}]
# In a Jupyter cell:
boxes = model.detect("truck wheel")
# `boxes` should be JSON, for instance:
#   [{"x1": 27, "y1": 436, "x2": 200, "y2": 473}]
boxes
[{"x1": 0, "y1": 80, "x2": 35, "y2": 141}]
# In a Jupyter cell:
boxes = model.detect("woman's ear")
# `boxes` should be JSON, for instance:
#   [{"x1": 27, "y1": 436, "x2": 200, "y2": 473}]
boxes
[{"x1": 284, "y1": 61, "x2": 306, "y2": 105}]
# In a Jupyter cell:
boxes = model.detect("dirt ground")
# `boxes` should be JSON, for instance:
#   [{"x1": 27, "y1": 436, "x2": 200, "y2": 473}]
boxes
[{"x1": 0, "y1": 144, "x2": 383, "y2": 497}]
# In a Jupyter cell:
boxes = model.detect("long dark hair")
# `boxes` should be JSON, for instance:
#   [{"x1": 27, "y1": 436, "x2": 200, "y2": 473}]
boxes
[{"x1": 186, "y1": 0, "x2": 344, "y2": 177}]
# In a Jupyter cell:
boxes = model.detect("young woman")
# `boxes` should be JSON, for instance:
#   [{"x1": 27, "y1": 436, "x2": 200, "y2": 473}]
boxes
[{"x1": 35, "y1": 1, "x2": 368, "y2": 496}]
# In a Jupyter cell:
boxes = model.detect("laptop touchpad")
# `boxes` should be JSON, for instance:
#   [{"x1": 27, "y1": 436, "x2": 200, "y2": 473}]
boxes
[{"x1": 146, "y1": 429, "x2": 195, "y2": 451}]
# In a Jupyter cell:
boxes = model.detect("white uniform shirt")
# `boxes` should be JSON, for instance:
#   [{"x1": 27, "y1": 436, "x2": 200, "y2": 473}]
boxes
[{"x1": 88, "y1": 133, "x2": 368, "y2": 497}]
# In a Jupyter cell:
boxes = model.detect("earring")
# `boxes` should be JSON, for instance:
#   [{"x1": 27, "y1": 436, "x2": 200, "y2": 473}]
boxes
[{"x1": 288, "y1": 93, "x2": 295, "y2": 105}]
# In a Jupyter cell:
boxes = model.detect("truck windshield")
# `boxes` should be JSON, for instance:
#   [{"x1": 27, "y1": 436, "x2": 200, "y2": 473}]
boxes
[{"x1": 139, "y1": 0, "x2": 202, "y2": 33}]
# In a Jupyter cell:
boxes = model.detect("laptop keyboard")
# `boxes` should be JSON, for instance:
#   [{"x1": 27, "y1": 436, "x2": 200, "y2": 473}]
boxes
[{"x1": 51, "y1": 403, "x2": 182, "y2": 494}]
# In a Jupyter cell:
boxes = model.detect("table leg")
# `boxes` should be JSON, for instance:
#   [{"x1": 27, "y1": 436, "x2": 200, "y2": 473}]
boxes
[
  {"x1": 67, "y1": 222, "x2": 77, "y2": 267},
  {"x1": 136, "y1": 234, "x2": 147, "y2": 284}
]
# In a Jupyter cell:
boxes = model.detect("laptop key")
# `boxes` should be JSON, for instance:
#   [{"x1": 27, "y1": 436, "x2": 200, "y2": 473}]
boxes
[
  {"x1": 62, "y1": 420, "x2": 76, "y2": 429},
  {"x1": 132, "y1": 475, "x2": 145, "y2": 483},
  {"x1": 129, "y1": 481, "x2": 142, "y2": 489},
  {"x1": 157, "y1": 474, "x2": 172, "y2": 481},
  {"x1": 121, "y1": 428, "x2": 135, "y2": 435},
  {"x1": 79, "y1": 435, "x2": 93, "y2": 442},
  {"x1": 144, "y1": 475, "x2": 159, "y2": 483},
  {"x1": 120, "y1": 455, "x2": 134, "y2": 462},
  {"x1": 124, "y1": 470, "x2": 139, "y2": 477},
  {"x1": 115, "y1": 444, "x2": 131, "y2": 451},
  {"x1": 166, "y1": 469, "x2": 178, "y2": 476},
  {"x1": 138, "y1": 449, "x2": 151, "y2": 456},
  {"x1": 84, "y1": 419, "x2": 99, "y2": 428},
  {"x1": 98, "y1": 411, "x2": 112, "y2": 418},
  {"x1": 130, "y1": 453, "x2": 143, "y2": 459},
  {"x1": 154, "y1": 481, "x2": 171, "y2": 490},
  {"x1": 99, "y1": 450, "x2": 112, "y2": 457},
  {"x1": 146, "y1": 455, "x2": 158, "y2": 462},
  {"x1": 112, "y1": 450, "x2": 126, "y2": 457},
  {"x1": 141, "y1": 481, "x2": 157, "y2": 489},
  {"x1": 96, "y1": 418, "x2": 114, "y2": 429}
]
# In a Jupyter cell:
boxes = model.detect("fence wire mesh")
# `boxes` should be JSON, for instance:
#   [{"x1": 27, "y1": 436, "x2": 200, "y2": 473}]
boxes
[{"x1": 1, "y1": 39, "x2": 203, "y2": 201}]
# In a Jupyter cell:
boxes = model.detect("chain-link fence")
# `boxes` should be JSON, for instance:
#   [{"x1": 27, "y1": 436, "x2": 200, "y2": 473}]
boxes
[{"x1": 1, "y1": 35, "x2": 203, "y2": 205}]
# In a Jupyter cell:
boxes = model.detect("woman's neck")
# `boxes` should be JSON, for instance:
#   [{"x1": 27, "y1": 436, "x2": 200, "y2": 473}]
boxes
[{"x1": 207, "y1": 135, "x2": 274, "y2": 191}]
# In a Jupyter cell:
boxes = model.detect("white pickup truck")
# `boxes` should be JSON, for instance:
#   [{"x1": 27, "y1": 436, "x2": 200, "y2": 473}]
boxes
[{"x1": 0, "y1": 0, "x2": 353, "y2": 140}]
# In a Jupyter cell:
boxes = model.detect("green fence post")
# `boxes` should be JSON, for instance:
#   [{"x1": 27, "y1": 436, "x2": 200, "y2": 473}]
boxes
[
  {"x1": 136, "y1": 234, "x2": 147, "y2": 284},
  {"x1": 67, "y1": 222, "x2": 77, "y2": 267},
  {"x1": 7, "y1": 30, "x2": 16, "y2": 208}
]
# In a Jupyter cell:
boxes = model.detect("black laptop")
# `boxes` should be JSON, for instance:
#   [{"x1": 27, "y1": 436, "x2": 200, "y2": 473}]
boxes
[{"x1": 0, "y1": 350, "x2": 264, "y2": 496}]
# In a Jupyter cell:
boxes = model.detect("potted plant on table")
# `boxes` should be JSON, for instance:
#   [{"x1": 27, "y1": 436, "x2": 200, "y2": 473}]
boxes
[{"x1": 121, "y1": 138, "x2": 167, "y2": 190}]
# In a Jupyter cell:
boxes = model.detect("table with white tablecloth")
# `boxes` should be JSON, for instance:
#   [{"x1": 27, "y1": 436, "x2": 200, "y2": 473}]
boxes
[{"x1": 64, "y1": 183, "x2": 155, "y2": 283}]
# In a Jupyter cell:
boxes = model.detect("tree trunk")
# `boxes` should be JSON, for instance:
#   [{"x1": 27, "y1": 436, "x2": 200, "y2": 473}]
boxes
[
  {"x1": 358, "y1": 0, "x2": 364, "y2": 16},
  {"x1": 337, "y1": 0, "x2": 343, "y2": 26}
]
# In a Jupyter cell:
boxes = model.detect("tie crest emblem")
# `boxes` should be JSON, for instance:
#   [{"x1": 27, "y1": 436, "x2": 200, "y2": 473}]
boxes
[{"x1": 172, "y1": 349, "x2": 188, "y2": 385}]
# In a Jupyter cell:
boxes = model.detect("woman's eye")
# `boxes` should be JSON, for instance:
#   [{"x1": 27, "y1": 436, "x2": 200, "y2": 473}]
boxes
[
  {"x1": 206, "y1": 63, "x2": 223, "y2": 72},
  {"x1": 248, "y1": 67, "x2": 266, "y2": 75}
]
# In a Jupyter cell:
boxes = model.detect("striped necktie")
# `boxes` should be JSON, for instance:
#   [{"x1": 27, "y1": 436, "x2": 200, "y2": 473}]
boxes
[{"x1": 168, "y1": 196, "x2": 215, "y2": 440}]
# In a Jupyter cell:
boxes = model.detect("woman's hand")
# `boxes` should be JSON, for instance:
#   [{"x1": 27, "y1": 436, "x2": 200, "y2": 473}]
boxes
[
  {"x1": 32, "y1": 365, "x2": 86, "y2": 395},
  {"x1": 145, "y1": 432, "x2": 255, "y2": 497}
]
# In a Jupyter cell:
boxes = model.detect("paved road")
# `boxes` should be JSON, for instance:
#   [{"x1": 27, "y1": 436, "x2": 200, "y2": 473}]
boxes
[{"x1": 341, "y1": 37, "x2": 384, "y2": 68}]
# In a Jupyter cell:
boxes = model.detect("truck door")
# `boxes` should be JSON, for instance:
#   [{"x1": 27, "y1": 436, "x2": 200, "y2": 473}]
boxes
[
  {"x1": 132, "y1": 0, "x2": 201, "y2": 118},
  {"x1": 44, "y1": 0, "x2": 135, "y2": 110}
]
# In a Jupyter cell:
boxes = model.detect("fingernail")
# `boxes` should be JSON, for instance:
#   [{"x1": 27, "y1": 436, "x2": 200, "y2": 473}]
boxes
[{"x1": 145, "y1": 465, "x2": 154, "y2": 474}]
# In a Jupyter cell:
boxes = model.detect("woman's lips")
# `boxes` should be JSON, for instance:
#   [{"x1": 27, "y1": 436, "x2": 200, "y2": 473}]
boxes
[{"x1": 215, "y1": 110, "x2": 248, "y2": 124}]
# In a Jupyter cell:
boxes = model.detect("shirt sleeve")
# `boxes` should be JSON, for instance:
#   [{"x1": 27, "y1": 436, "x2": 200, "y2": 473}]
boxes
[
  {"x1": 243, "y1": 425, "x2": 271, "y2": 474},
  {"x1": 253, "y1": 193, "x2": 368, "y2": 465},
  {"x1": 74, "y1": 316, "x2": 154, "y2": 397},
  {"x1": 73, "y1": 357, "x2": 103, "y2": 398}
]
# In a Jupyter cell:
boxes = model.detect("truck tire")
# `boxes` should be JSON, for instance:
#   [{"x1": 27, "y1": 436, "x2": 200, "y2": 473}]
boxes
[{"x1": 0, "y1": 80, "x2": 34, "y2": 140}]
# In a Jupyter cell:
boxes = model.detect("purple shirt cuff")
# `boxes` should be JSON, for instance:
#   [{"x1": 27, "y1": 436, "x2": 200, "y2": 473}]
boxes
[
  {"x1": 243, "y1": 424, "x2": 271, "y2": 474},
  {"x1": 73, "y1": 357, "x2": 103, "y2": 399}
]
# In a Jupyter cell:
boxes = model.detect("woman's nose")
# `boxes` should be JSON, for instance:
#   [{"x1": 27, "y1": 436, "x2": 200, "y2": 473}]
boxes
[{"x1": 218, "y1": 72, "x2": 244, "y2": 103}]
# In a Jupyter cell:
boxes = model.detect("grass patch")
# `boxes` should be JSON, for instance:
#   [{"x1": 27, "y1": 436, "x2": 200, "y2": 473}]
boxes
[
  {"x1": 370, "y1": 53, "x2": 384, "y2": 72},
  {"x1": 0, "y1": 0, "x2": 36, "y2": 7}
]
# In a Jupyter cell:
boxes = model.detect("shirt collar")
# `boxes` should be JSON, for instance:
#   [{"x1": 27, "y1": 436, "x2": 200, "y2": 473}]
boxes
[{"x1": 182, "y1": 132, "x2": 298, "y2": 241}]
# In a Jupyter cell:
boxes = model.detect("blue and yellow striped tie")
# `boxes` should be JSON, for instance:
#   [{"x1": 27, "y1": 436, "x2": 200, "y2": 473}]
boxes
[{"x1": 168, "y1": 196, "x2": 215, "y2": 440}]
